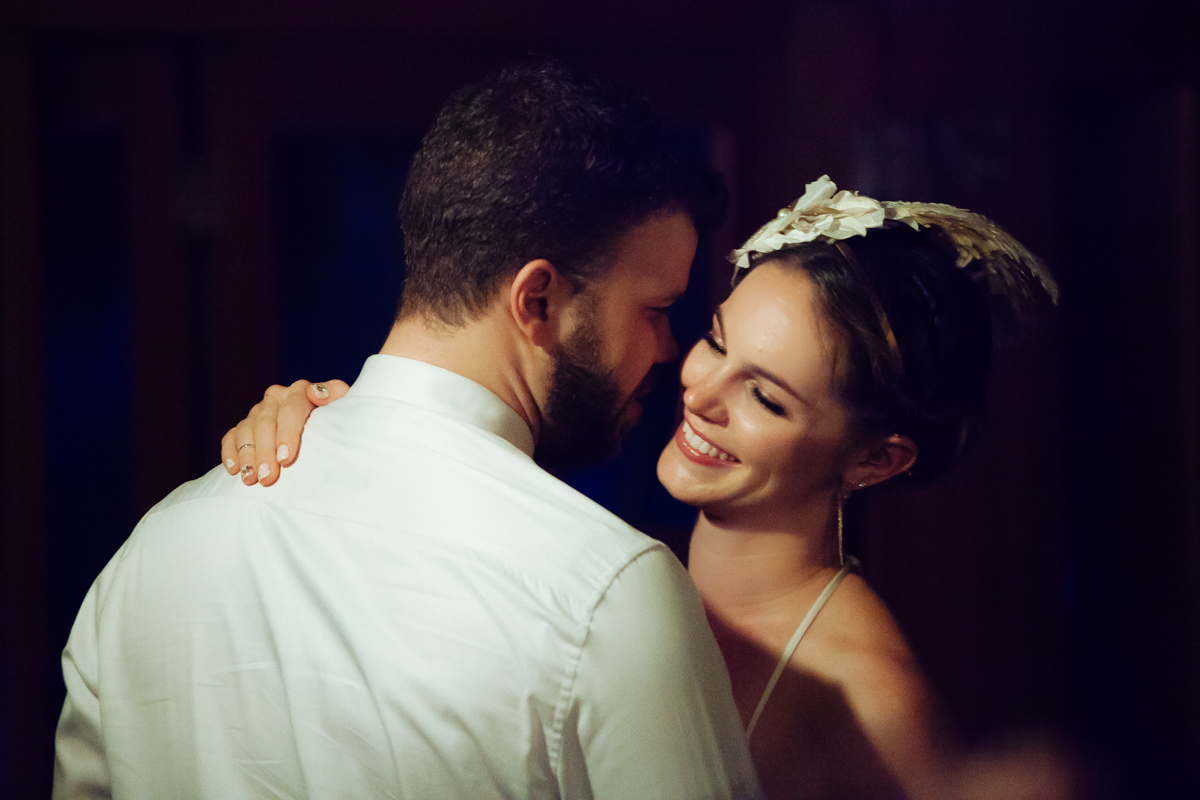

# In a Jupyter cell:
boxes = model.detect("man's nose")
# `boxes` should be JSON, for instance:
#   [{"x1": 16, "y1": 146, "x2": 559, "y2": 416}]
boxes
[
  {"x1": 654, "y1": 318, "x2": 679, "y2": 364},
  {"x1": 662, "y1": 326, "x2": 681, "y2": 364}
]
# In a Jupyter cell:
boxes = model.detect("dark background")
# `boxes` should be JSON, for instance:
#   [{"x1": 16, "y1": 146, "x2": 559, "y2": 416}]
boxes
[{"x1": 2, "y1": 0, "x2": 1197, "y2": 797}]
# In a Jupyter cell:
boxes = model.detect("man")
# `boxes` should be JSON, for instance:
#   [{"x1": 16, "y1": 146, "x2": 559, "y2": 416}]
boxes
[{"x1": 54, "y1": 60, "x2": 760, "y2": 798}]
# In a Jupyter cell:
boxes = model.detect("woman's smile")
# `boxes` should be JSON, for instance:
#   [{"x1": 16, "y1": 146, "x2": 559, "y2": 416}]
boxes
[
  {"x1": 675, "y1": 418, "x2": 740, "y2": 464},
  {"x1": 657, "y1": 263, "x2": 854, "y2": 520}
]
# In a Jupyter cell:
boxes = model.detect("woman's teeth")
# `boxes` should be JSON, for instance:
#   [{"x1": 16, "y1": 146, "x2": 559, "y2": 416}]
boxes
[{"x1": 682, "y1": 421, "x2": 736, "y2": 462}]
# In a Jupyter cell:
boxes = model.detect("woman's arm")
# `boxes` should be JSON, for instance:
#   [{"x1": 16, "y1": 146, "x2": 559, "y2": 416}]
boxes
[
  {"x1": 838, "y1": 616, "x2": 1071, "y2": 800},
  {"x1": 220, "y1": 379, "x2": 350, "y2": 486},
  {"x1": 840, "y1": 648, "x2": 949, "y2": 800}
]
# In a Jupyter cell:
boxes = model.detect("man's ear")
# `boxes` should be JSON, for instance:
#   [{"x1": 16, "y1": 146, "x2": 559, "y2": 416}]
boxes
[
  {"x1": 509, "y1": 259, "x2": 574, "y2": 349},
  {"x1": 843, "y1": 434, "x2": 918, "y2": 489}
]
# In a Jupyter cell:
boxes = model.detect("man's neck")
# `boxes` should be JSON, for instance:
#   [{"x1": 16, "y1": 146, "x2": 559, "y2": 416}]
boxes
[{"x1": 379, "y1": 312, "x2": 546, "y2": 442}]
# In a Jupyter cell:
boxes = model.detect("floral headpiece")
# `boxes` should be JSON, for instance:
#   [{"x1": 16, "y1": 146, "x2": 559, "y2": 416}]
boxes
[
  {"x1": 728, "y1": 175, "x2": 1060, "y2": 318},
  {"x1": 729, "y1": 175, "x2": 909, "y2": 271}
]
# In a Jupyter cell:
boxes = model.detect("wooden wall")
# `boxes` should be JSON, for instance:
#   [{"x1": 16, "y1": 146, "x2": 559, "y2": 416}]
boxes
[{"x1": 2, "y1": 1, "x2": 1196, "y2": 796}]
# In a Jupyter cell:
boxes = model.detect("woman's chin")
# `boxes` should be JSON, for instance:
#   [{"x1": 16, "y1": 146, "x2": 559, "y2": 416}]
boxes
[
  {"x1": 656, "y1": 442, "x2": 715, "y2": 509},
  {"x1": 656, "y1": 445, "x2": 683, "y2": 492},
  {"x1": 658, "y1": 444, "x2": 774, "y2": 525}
]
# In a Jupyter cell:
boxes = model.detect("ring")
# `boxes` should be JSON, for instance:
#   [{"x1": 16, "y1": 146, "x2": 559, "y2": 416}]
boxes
[
  {"x1": 238, "y1": 443, "x2": 256, "y2": 451},
  {"x1": 240, "y1": 464, "x2": 254, "y2": 478}
]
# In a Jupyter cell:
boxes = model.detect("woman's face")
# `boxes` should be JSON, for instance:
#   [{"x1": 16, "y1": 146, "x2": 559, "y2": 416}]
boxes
[{"x1": 656, "y1": 262, "x2": 859, "y2": 523}]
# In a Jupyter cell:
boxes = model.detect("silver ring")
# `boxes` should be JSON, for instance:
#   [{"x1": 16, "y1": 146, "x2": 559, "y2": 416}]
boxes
[
  {"x1": 240, "y1": 464, "x2": 254, "y2": 478},
  {"x1": 238, "y1": 443, "x2": 256, "y2": 451}
]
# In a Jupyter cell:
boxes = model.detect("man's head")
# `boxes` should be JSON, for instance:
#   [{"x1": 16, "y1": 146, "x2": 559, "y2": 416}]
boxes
[
  {"x1": 395, "y1": 59, "x2": 724, "y2": 471},
  {"x1": 397, "y1": 58, "x2": 724, "y2": 326},
  {"x1": 535, "y1": 210, "x2": 697, "y2": 473}
]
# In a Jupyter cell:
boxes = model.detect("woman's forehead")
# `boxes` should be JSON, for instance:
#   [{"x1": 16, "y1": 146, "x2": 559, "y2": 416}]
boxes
[{"x1": 721, "y1": 265, "x2": 842, "y2": 393}]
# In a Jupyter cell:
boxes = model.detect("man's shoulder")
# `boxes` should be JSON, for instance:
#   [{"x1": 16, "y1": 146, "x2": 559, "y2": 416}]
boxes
[
  {"x1": 112, "y1": 467, "x2": 283, "y2": 558},
  {"x1": 300, "y1": 395, "x2": 664, "y2": 578},
  {"x1": 513, "y1": 468, "x2": 669, "y2": 593},
  {"x1": 120, "y1": 404, "x2": 666, "y2": 618},
  {"x1": 115, "y1": 467, "x2": 249, "y2": 543}
]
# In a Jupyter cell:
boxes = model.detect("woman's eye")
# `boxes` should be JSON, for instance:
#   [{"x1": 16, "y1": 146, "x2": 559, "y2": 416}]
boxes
[
  {"x1": 702, "y1": 331, "x2": 726, "y2": 355},
  {"x1": 752, "y1": 386, "x2": 785, "y2": 416}
]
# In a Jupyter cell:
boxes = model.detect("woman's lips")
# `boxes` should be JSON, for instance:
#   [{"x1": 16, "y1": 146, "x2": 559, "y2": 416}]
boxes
[{"x1": 675, "y1": 419, "x2": 738, "y2": 466}]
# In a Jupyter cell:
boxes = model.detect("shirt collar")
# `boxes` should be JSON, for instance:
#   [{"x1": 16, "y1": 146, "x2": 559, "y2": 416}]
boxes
[{"x1": 348, "y1": 355, "x2": 536, "y2": 458}]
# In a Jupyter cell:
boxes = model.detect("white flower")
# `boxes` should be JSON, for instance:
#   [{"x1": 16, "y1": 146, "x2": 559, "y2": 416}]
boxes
[{"x1": 730, "y1": 175, "x2": 911, "y2": 271}]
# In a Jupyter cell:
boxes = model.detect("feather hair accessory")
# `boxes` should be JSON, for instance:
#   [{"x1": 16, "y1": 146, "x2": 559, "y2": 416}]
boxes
[
  {"x1": 729, "y1": 176, "x2": 1060, "y2": 323},
  {"x1": 883, "y1": 201, "x2": 1059, "y2": 317}
]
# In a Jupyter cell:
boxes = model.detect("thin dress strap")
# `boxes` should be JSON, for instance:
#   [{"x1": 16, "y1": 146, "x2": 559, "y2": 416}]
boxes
[{"x1": 745, "y1": 559, "x2": 855, "y2": 739}]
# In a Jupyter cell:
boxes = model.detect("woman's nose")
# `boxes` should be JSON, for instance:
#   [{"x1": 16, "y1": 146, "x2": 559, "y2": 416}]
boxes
[{"x1": 683, "y1": 374, "x2": 728, "y2": 425}]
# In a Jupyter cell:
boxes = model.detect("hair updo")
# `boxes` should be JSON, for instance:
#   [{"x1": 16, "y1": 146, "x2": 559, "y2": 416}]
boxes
[{"x1": 747, "y1": 224, "x2": 995, "y2": 482}]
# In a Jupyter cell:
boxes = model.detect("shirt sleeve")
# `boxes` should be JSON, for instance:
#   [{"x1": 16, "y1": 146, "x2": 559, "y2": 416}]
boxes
[
  {"x1": 53, "y1": 581, "x2": 113, "y2": 800},
  {"x1": 559, "y1": 546, "x2": 762, "y2": 800}
]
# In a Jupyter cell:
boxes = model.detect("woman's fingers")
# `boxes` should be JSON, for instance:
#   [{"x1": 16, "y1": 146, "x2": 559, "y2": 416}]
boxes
[
  {"x1": 232, "y1": 410, "x2": 265, "y2": 485},
  {"x1": 274, "y1": 403, "x2": 311, "y2": 466},
  {"x1": 221, "y1": 427, "x2": 241, "y2": 475},
  {"x1": 308, "y1": 379, "x2": 349, "y2": 405},
  {"x1": 251, "y1": 400, "x2": 283, "y2": 486},
  {"x1": 262, "y1": 380, "x2": 322, "y2": 468},
  {"x1": 222, "y1": 379, "x2": 339, "y2": 486}
]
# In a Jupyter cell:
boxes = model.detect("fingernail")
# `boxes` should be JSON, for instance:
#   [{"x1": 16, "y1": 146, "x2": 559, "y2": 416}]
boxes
[
  {"x1": 313, "y1": 383, "x2": 329, "y2": 398},
  {"x1": 240, "y1": 464, "x2": 254, "y2": 480},
  {"x1": 258, "y1": 463, "x2": 270, "y2": 480},
  {"x1": 277, "y1": 444, "x2": 289, "y2": 461},
  {"x1": 226, "y1": 458, "x2": 236, "y2": 471}
]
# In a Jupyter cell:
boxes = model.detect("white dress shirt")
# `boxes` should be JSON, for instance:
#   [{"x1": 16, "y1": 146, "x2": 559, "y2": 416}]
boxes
[{"x1": 55, "y1": 355, "x2": 760, "y2": 799}]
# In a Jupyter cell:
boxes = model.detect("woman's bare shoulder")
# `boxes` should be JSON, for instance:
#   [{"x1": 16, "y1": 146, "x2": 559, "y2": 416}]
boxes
[
  {"x1": 800, "y1": 574, "x2": 947, "y2": 796},
  {"x1": 810, "y1": 574, "x2": 932, "y2": 707}
]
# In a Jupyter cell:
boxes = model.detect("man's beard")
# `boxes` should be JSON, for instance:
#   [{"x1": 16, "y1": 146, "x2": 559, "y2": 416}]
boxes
[{"x1": 534, "y1": 318, "x2": 627, "y2": 475}]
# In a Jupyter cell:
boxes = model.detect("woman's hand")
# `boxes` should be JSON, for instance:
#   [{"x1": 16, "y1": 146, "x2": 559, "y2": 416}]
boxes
[{"x1": 221, "y1": 379, "x2": 350, "y2": 486}]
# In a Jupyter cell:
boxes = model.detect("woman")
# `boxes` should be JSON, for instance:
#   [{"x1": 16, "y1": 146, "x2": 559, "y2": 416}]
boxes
[{"x1": 223, "y1": 176, "x2": 1059, "y2": 799}]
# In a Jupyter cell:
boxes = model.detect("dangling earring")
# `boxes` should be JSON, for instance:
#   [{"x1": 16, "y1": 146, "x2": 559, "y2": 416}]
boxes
[
  {"x1": 836, "y1": 490, "x2": 845, "y2": 568},
  {"x1": 837, "y1": 482, "x2": 866, "y2": 569}
]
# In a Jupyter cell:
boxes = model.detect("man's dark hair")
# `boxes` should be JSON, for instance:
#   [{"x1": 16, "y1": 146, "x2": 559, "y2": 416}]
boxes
[{"x1": 397, "y1": 58, "x2": 726, "y2": 325}]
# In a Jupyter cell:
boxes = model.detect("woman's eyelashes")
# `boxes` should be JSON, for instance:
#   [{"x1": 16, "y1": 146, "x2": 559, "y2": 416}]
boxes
[
  {"x1": 702, "y1": 330, "x2": 726, "y2": 355},
  {"x1": 752, "y1": 386, "x2": 786, "y2": 416},
  {"x1": 702, "y1": 330, "x2": 787, "y2": 417}
]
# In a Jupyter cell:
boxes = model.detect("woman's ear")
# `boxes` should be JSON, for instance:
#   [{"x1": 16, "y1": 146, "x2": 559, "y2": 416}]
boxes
[
  {"x1": 844, "y1": 434, "x2": 918, "y2": 489},
  {"x1": 509, "y1": 259, "x2": 573, "y2": 349}
]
